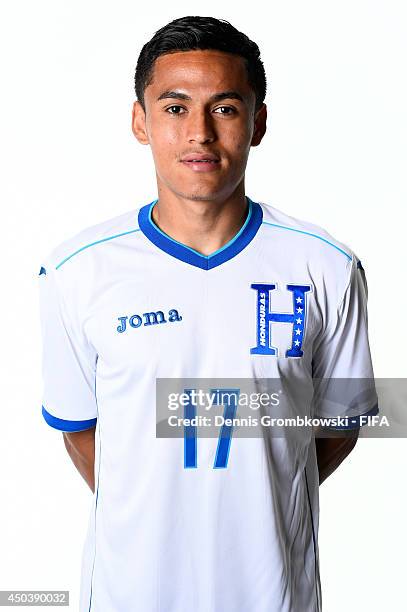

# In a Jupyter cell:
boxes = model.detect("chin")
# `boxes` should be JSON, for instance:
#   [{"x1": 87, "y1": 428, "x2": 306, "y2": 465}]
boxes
[
  {"x1": 171, "y1": 184, "x2": 227, "y2": 202},
  {"x1": 182, "y1": 193, "x2": 220, "y2": 202}
]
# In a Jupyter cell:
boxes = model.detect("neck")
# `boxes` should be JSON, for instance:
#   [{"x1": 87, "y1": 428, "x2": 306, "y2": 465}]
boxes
[{"x1": 150, "y1": 187, "x2": 249, "y2": 256}]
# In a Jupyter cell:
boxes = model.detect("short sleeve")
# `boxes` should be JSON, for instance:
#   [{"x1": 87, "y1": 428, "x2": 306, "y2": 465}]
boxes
[
  {"x1": 312, "y1": 254, "x2": 378, "y2": 429},
  {"x1": 38, "y1": 263, "x2": 98, "y2": 432}
]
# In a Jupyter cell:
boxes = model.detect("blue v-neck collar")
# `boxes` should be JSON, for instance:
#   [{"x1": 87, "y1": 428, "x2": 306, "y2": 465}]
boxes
[{"x1": 137, "y1": 196, "x2": 263, "y2": 270}]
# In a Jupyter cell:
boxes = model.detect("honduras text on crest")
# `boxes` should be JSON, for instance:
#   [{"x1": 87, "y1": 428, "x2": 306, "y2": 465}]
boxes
[
  {"x1": 251, "y1": 283, "x2": 313, "y2": 358},
  {"x1": 117, "y1": 309, "x2": 182, "y2": 333}
]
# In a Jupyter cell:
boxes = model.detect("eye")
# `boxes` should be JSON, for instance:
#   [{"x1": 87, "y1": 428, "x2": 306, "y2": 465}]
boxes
[
  {"x1": 213, "y1": 106, "x2": 236, "y2": 115},
  {"x1": 165, "y1": 105, "x2": 186, "y2": 115}
]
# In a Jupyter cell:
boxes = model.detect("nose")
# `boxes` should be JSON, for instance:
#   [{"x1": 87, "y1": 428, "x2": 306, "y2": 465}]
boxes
[{"x1": 186, "y1": 109, "x2": 216, "y2": 144}]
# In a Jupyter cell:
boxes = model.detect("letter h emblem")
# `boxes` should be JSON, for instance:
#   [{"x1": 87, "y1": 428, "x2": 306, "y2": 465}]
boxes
[{"x1": 250, "y1": 283, "x2": 312, "y2": 357}]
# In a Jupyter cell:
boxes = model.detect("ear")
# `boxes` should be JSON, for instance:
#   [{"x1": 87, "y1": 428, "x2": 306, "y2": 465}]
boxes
[
  {"x1": 132, "y1": 100, "x2": 149, "y2": 145},
  {"x1": 251, "y1": 103, "x2": 267, "y2": 147}
]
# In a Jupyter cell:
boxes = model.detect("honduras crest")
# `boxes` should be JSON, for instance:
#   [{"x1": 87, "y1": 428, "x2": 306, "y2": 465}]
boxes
[{"x1": 250, "y1": 283, "x2": 312, "y2": 358}]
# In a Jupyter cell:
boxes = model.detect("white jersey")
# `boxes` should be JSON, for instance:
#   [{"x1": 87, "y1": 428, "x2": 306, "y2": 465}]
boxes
[{"x1": 38, "y1": 197, "x2": 378, "y2": 612}]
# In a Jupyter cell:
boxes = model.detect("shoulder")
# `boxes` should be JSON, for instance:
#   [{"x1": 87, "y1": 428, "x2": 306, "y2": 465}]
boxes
[
  {"x1": 256, "y1": 200, "x2": 367, "y2": 305},
  {"x1": 38, "y1": 204, "x2": 147, "y2": 274},
  {"x1": 258, "y1": 200, "x2": 356, "y2": 263}
]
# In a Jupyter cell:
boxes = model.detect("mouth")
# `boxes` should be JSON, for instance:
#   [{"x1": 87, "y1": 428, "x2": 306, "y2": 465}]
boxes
[{"x1": 180, "y1": 154, "x2": 221, "y2": 172}]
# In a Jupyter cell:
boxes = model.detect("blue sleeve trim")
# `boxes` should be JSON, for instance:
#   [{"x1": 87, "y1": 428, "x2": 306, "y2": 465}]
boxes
[
  {"x1": 320, "y1": 402, "x2": 379, "y2": 430},
  {"x1": 42, "y1": 405, "x2": 97, "y2": 432}
]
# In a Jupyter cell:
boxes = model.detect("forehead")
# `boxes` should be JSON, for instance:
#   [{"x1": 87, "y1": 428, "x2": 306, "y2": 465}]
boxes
[{"x1": 146, "y1": 49, "x2": 253, "y2": 97}]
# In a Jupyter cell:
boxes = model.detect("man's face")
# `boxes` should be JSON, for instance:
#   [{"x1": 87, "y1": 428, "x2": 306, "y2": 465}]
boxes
[{"x1": 132, "y1": 49, "x2": 266, "y2": 202}]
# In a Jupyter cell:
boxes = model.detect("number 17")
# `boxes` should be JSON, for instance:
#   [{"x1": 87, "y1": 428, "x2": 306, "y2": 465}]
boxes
[{"x1": 184, "y1": 388, "x2": 240, "y2": 469}]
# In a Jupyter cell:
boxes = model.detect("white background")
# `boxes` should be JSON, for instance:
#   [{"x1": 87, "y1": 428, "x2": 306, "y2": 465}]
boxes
[{"x1": 0, "y1": 1, "x2": 406, "y2": 610}]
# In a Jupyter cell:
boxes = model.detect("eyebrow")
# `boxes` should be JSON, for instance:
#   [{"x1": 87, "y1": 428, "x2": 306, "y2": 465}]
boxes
[{"x1": 156, "y1": 90, "x2": 245, "y2": 103}]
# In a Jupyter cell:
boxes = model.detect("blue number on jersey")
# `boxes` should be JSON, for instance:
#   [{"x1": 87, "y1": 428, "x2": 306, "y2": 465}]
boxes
[{"x1": 184, "y1": 388, "x2": 240, "y2": 469}]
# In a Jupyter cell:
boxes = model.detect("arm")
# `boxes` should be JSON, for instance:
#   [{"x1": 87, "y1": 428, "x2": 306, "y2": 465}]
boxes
[
  {"x1": 310, "y1": 256, "x2": 376, "y2": 482},
  {"x1": 315, "y1": 427, "x2": 359, "y2": 485},
  {"x1": 62, "y1": 426, "x2": 96, "y2": 493}
]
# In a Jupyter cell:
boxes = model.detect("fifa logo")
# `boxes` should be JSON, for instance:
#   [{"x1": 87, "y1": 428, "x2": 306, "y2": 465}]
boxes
[{"x1": 250, "y1": 283, "x2": 312, "y2": 357}]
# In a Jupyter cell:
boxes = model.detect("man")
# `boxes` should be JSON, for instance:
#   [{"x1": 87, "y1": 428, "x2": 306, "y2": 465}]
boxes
[{"x1": 39, "y1": 16, "x2": 378, "y2": 612}]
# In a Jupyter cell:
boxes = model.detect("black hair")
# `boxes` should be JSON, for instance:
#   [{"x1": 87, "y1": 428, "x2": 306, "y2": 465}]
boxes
[{"x1": 134, "y1": 16, "x2": 267, "y2": 112}]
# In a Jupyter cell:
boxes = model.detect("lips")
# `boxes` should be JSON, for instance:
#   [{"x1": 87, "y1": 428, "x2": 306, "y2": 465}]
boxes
[
  {"x1": 180, "y1": 153, "x2": 221, "y2": 173},
  {"x1": 181, "y1": 153, "x2": 220, "y2": 163}
]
